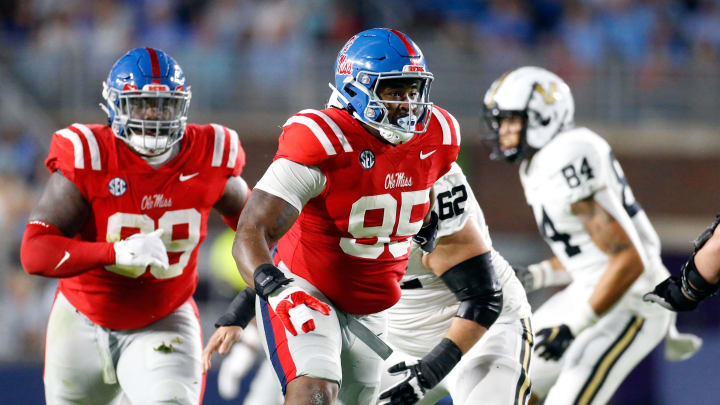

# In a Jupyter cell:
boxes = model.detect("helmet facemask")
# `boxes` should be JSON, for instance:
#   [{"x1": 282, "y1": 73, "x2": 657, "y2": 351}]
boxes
[
  {"x1": 340, "y1": 70, "x2": 433, "y2": 145},
  {"x1": 103, "y1": 83, "x2": 191, "y2": 156},
  {"x1": 482, "y1": 106, "x2": 532, "y2": 164}
]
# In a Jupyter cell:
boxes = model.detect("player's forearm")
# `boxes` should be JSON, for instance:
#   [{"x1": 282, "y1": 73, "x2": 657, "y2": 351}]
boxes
[
  {"x1": 443, "y1": 317, "x2": 487, "y2": 354},
  {"x1": 231, "y1": 190, "x2": 300, "y2": 290},
  {"x1": 20, "y1": 221, "x2": 115, "y2": 277},
  {"x1": 231, "y1": 228, "x2": 274, "y2": 290},
  {"x1": 589, "y1": 247, "x2": 644, "y2": 314},
  {"x1": 695, "y1": 230, "x2": 720, "y2": 284}
]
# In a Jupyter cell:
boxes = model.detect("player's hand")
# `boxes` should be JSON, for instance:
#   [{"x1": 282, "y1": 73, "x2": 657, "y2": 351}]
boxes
[
  {"x1": 108, "y1": 229, "x2": 168, "y2": 278},
  {"x1": 644, "y1": 277, "x2": 699, "y2": 312},
  {"x1": 412, "y1": 211, "x2": 439, "y2": 254},
  {"x1": 378, "y1": 360, "x2": 431, "y2": 405},
  {"x1": 535, "y1": 324, "x2": 574, "y2": 361},
  {"x1": 202, "y1": 325, "x2": 244, "y2": 374},
  {"x1": 268, "y1": 285, "x2": 331, "y2": 336}
]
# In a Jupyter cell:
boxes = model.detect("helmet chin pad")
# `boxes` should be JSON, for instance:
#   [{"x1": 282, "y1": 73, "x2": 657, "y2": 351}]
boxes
[
  {"x1": 378, "y1": 127, "x2": 414, "y2": 145},
  {"x1": 395, "y1": 113, "x2": 419, "y2": 132},
  {"x1": 127, "y1": 134, "x2": 171, "y2": 156}
]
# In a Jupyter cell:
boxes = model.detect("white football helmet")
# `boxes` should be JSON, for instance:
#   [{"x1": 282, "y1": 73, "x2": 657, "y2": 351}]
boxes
[{"x1": 482, "y1": 66, "x2": 574, "y2": 162}]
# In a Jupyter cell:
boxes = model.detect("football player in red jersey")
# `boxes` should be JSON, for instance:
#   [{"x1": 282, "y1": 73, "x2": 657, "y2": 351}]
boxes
[
  {"x1": 205, "y1": 28, "x2": 462, "y2": 405},
  {"x1": 19, "y1": 47, "x2": 249, "y2": 404}
]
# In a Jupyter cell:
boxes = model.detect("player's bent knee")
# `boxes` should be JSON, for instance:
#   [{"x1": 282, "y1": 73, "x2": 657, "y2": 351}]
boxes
[
  {"x1": 285, "y1": 376, "x2": 339, "y2": 405},
  {"x1": 149, "y1": 379, "x2": 195, "y2": 405}
]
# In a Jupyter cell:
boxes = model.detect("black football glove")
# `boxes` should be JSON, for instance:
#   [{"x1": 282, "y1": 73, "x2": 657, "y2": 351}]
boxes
[
  {"x1": 379, "y1": 338, "x2": 461, "y2": 405},
  {"x1": 412, "y1": 211, "x2": 439, "y2": 254},
  {"x1": 645, "y1": 214, "x2": 720, "y2": 312},
  {"x1": 535, "y1": 324, "x2": 574, "y2": 361},
  {"x1": 378, "y1": 361, "x2": 428, "y2": 405},
  {"x1": 643, "y1": 277, "x2": 699, "y2": 312}
]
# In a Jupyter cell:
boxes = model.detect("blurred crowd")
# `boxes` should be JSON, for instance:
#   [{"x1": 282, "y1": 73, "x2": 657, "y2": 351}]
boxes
[
  {"x1": 1, "y1": 0, "x2": 719, "y2": 364},
  {"x1": 0, "y1": 0, "x2": 718, "y2": 121},
  {"x1": 2, "y1": 0, "x2": 720, "y2": 71},
  {"x1": 1, "y1": 1, "x2": 720, "y2": 110}
]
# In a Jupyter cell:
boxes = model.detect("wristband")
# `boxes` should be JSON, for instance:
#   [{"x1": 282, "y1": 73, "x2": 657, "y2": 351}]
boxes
[
  {"x1": 253, "y1": 263, "x2": 292, "y2": 300},
  {"x1": 528, "y1": 260, "x2": 572, "y2": 290}
]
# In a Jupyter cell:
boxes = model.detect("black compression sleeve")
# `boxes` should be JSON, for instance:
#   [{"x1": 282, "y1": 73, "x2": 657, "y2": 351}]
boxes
[
  {"x1": 215, "y1": 289, "x2": 257, "y2": 328},
  {"x1": 418, "y1": 338, "x2": 463, "y2": 389}
]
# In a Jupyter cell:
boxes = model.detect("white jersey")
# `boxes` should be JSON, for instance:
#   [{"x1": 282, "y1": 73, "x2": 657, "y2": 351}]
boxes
[
  {"x1": 388, "y1": 162, "x2": 532, "y2": 358},
  {"x1": 519, "y1": 127, "x2": 669, "y2": 312}
]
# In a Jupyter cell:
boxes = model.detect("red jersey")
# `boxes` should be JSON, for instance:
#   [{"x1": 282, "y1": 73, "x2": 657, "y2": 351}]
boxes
[
  {"x1": 274, "y1": 107, "x2": 460, "y2": 315},
  {"x1": 45, "y1": 123, "x2": 245, "y2": 329}
]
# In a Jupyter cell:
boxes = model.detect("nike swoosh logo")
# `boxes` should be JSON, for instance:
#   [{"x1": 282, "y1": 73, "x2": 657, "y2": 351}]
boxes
[
  {"x1": 419, "y1": 150, "x2": 436, "y2": 160},
  {"x1": 55, "y1": 251, "x2": 70, "y2": 270},
  {"x1": 179, "y1": 173, "x2": 199, "y2": 182}
]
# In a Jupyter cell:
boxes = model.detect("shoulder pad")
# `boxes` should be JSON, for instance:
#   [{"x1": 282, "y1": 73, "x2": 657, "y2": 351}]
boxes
[
  {"x1": 435, "y1": 162, "x2": 465, "y2": 187},
  {"x1": 275, "y1": 109, "x2": 354, "y2": 166},
  {"x1": 203, "y1": 124, "x2": 246, "y2": 175},
  {"x1": 432, "y1": 162, "x2": 476, "y2": 238},
  {"x1": 427, "y1": 106, "x2": 461, "y2": 148},
  {"x1": 46, "y1": 124, "x2": 104, "y2": 178},
  {"x1": 538, "y1": 128, "x2": 611, "y2": 203}
]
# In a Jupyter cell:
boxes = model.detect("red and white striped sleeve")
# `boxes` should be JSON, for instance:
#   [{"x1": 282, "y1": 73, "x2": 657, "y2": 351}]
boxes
[
  {"x1": 45, "y1": 123, "x2": 104, "y2": 194},
  {"x1": 275, "y1": 109, "x2": 353, "y2": 166},
  {"x1": 431, "y1": 106, "x2": 462, "y2": 147},
  {"x1": 210, "y1": 123, "x2": 246, "y2": 176}
]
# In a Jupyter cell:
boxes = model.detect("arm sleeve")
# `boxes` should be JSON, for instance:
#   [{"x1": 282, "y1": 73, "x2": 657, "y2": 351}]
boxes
[
  {"x1": 254, "y1": 158, "x2": 326, "y2": 212},
  {"x1": 20, "y1": 221, "x2": 116, "y2": 278},
  {"x1": 227, "y1": 126, "x2": 246, "y2": 177}
]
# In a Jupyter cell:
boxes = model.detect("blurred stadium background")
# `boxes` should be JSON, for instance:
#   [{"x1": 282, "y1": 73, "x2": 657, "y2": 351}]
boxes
[{"x1": 0, "y1": 0, "x2": 718, "y2": 404}]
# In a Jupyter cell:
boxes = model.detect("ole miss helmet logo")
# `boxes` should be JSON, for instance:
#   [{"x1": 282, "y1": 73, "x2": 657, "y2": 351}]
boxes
[{"x1": 337, "y1": 54, "x2": 353, "y2": 75}]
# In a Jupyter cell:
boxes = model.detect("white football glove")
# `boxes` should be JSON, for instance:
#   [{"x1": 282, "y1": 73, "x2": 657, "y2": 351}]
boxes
[
  {"x1": 267, "y1": 285, "x2": 331, "y2": 336},
  {"x1": 106, "y1": 229, "x2": 169, "y2": 278}
]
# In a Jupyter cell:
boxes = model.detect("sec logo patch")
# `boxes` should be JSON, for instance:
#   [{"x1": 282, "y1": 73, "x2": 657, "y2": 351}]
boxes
[
  {"x1": 359, "y1": 149, "x2": 375, "y2": 170},
  {"x1": 108, "y1": 177, "x2": 127, "y2": 196}
]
